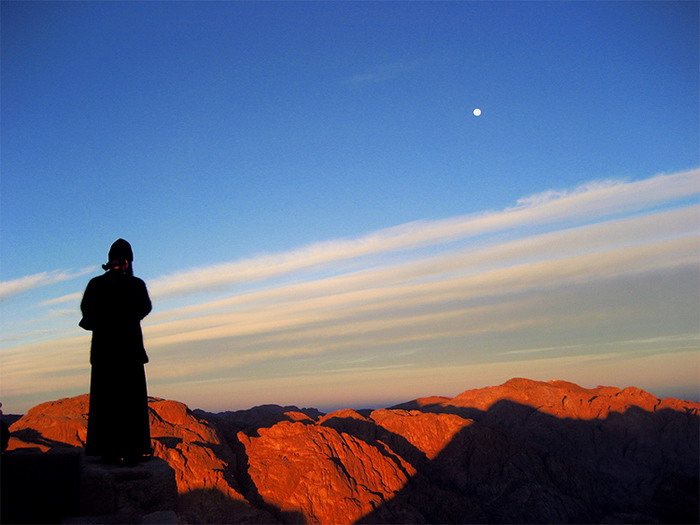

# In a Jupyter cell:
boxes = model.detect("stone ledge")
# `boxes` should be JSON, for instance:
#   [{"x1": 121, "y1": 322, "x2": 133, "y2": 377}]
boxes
[{"x1": 1, "y1": 449, "x2": 179, "y2": 524}]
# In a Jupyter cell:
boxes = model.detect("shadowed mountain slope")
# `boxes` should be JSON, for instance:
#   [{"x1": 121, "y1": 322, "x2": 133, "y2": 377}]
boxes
[{"x1": 4, "y1": 378, "x2": 698, "y2": 524}]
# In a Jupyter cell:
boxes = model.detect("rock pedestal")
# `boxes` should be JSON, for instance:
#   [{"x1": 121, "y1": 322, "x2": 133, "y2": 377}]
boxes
[
  {"x1": 0, "y1": 449, "x2": 178, "y2": 524},
  {"x1": 1, "y1": 448, "x2": 82, "y2": 524},
  {"x1": 68, "y1": 456, "x2": 178, "y2": 524}
]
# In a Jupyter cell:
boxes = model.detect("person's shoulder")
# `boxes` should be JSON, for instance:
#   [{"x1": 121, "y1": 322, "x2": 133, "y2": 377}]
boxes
[
  {"x1": 131, "y1": 276, "x2": 148, "y2": 287},
  {"x1": 88, "y1": 273, "x2": 108, "y2": 285}
]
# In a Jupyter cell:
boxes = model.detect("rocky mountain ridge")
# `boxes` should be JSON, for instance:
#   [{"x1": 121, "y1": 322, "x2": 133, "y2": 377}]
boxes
[{"x1": 4, "y1": 378, "x2": 699, "y2": 524}]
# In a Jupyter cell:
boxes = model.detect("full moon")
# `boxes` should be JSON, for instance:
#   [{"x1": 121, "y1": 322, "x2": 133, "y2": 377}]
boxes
[{"x1": 473, "y1": 108, "x2": 482, "y2": 117}]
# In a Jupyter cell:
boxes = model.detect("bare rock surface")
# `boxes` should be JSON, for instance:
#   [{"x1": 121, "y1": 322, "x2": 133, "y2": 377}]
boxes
[
  {"x1": 5, "y1": 396, "x2": 272, "y2": 524},
  {"x1": 5, "y1": 378, "x2": 699, "y2": 524},
  {"x1": 72, "y1": 456, "x2": 178, "y2": 524},
  {"x1": 238, "y1": 420, "x2": 416, "y2": 524},
  {"x1": 8, "y1": 394, "x2": 91, "y2": 451}
]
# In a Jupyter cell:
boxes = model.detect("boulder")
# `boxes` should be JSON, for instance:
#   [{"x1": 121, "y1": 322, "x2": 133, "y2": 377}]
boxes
[{"x1": 238, "y1": 420, "x2": 415, "y2": 524}]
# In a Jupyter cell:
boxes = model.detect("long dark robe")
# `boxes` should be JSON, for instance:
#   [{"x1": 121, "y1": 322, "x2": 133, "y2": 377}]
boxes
[{"x1": 80, "y1": 269, "x2": 152, "y2": 459}]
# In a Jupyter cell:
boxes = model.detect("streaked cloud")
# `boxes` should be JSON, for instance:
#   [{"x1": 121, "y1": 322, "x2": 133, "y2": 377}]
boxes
[
  {"x1": 345, "y1": 59, "x2": 423, "y2": 85},
  {"x1": 515, "y1": 178, "x2": 624, "y2": 206},
  {"x1": 148, "y1": 169, "x2": 698, "y2": 301},
  {"x1": 1, "y1": 169, "x2": 698, "y2": 412},
  {"x1": 38, "y1": 292, "x2": 83, "y2": 307},
  {"x1": 0, "y1": 267, "x2": 95, "y2": 303}
]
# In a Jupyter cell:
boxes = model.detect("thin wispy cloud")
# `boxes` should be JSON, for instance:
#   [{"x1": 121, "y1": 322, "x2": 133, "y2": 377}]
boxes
[
  {"x1": 1, "y1": 169, "x2": 698, "y2": 411},
  {"x1": 515, "y1": 179, "x2": 624, "y2": 206},
  {"x1": 143, "y1": 230, "x2": 696, "y2": 352},
  {"x1": 147, "y1": 169, "x2": 698, "y2": 302},
  {"x1": 38, "y1": 292, "x2": 83, "y2": 307},
  {"x1": 145, "y1": 203, "x2": 696, "y2": 320},
  {"x1": 345, "y1": 59, "x2": 424, "y2": 85},
  {"x1": 0, "y1": 267, "x2": 95, "y2": 303}
]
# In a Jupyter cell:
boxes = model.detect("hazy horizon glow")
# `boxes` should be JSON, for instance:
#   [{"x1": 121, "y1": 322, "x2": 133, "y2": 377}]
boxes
[{"x1": 1, "y1": 2, "x2": 698, "y2": 413}]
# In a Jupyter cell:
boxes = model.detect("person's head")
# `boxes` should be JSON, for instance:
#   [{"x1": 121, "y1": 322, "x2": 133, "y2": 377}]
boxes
[{"x1": 103, "y1": 238, "x2": 134, "y2": 273}]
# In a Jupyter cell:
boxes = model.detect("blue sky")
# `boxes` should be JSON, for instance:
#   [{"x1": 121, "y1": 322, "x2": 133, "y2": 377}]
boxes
[{"x1": 1, "y1": 1, "x2": 698, "y2": 413}]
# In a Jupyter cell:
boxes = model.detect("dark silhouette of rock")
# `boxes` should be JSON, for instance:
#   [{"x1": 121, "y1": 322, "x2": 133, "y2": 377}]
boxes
[
  {"x1": 7, "y1": 378, "x2": 699, "y2": 524},
  {"x1": 0, "y1": 447, "x2": 177, "y2": 525},
  {"x1": 193, "y1": 404, "x2": 323, "y2": 437},
  {"x1": 1, "y1": 448, "x2": 82, "y2": 524},
  {"x1": 73, "y1": 456, "x2": 178, "y2": 523},
  {"x1": 1, "y1": 420, "x2": 9, "y2": 452}
]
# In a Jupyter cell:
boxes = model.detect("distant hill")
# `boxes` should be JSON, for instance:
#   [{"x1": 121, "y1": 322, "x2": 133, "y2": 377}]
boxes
[{"x1": 4, "y1": 378, "x2": 699, "y2": 524}]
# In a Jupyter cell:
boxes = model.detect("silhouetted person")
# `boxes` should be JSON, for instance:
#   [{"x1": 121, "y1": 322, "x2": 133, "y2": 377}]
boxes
[{"x1": 80, "y1": 239, "x2": 152, "y2": 465}]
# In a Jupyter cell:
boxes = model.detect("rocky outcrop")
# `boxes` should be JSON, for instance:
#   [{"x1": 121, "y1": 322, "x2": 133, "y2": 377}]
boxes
[
  {"x1": 239, "y1": 421, "x2": 414, "y2": 524},
  {"x1": 9, "y1": 394, "x2": 91, "y2": 451},
  {"x1": 5, "y1": 396, "x2": 273, "y2": 524},
  {"x1": 387, "y1": 378, "x2": 700, "y2": 524},
  {"x1": 5, "y1": 378, "x2": 699, "y2": 524}
]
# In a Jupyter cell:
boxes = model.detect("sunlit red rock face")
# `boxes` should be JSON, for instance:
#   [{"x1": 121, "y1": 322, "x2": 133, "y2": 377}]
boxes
[
  {"x1": 10, "y1": 396, "x2": 235, "y2": 496},
  {"x1": 8, "y1": 394, "x2": 91, "y2": 451},
  {"x1": 8, "y1": 396, "x2": 273, "y2": 524},
  {"x1": 7, "y1": 378, "x2": 700, "y2": 524}
]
